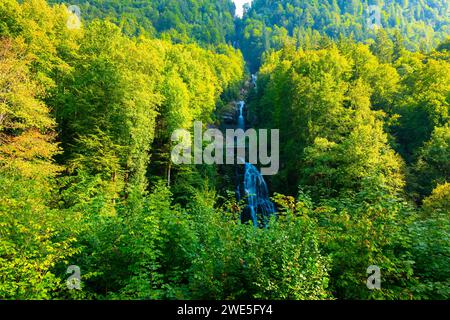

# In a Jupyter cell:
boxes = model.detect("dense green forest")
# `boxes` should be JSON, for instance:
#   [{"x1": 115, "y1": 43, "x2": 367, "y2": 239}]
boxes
[
  {"x1": 0, "y1": 0, "x2": 449, "y2": 300},
  {"x1": 47, "y1": 0, "x2": 237, "y2": 43},
  {"x1": 238, "y1": 0, "x2": 450, "y2": 71}
]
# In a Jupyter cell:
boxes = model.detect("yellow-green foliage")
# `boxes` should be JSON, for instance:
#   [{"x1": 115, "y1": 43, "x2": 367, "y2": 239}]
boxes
[{"x1": 0, "y1": 0, "x2": 448, "y2": 301}]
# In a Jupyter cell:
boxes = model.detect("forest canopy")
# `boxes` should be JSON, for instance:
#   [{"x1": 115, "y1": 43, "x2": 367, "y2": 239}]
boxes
[
  {"x1": 238, "y1": 0, "x2": 450, "y2": 71},
  {"x1": 0, "y1": 0, "x2": 448, "y2": 301}
]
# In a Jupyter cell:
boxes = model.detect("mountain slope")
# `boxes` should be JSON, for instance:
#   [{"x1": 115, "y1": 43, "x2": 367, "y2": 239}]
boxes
[
  {"x1": 238, "y1": 0, "x2": 450, "y2": 71},
  {"x1": 49, "y1": 0, "x2": 237, "y2": 44}
]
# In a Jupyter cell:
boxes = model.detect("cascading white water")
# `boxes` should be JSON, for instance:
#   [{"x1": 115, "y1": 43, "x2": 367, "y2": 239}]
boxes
[
  {"x1": 243, "y1": 163, "x2": 276, "y2": 226},
  {"x1": 235, "y1": 100, "x2": 276, "y2": 227},
  {"x1": 237, "y1": 100, "x2": 245, "y2": 130},
  {"x1": 251, "y1": 74, "x2": 257, "y2": 91}
]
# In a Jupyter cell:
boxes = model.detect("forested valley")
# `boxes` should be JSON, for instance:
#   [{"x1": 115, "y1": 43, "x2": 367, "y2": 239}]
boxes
[{"x1": 0, "y1": 0, "x2": 449, "y2": 300}]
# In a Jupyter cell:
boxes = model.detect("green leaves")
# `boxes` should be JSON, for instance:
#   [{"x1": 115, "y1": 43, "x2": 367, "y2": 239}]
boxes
[
  {"x1": 1, "y1": 0, "x2": 448, "y2": 301},
  {"x1": 48, "y1": 0, "x2": 236, "y2": 45},
  {"x1": 253, "y1": 37, "x2": 449, "y2": 300},
  {"x1": 408, "y1": 183, "x2": 450, "y2": 299},
  {"x1": 314, "y1": 191, "x2": 415, "y2": 299},
  {"x1": 411, "y1": 125, "x2": 450, "y2": 198},
  {"x1": 239, "y1": 0, "x2": 450, "y2": 71},
  {"x1": 255, "y1": 43, "x2": 406, "y2": 199},
  {"x1": 183, "y1": 190, "x2": 330, "y2": 300}
]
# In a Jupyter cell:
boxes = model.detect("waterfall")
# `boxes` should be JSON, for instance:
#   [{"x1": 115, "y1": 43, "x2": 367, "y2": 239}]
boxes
[
  {"x1": 243, "y1": 163, "x2": 276, "y2": 226},
  {"x1": 235, "y1": 100, "x2": 276, "y2": 227},
  {"x1": 237, "y1": 100, "x2": 245, "y2": 130},
  {"x1": 251, "y1": 74, "x2": 257, "y2": 91}
]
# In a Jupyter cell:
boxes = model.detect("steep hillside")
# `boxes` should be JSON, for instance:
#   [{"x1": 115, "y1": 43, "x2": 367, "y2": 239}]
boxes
[
  {"x1": 49, "y1": 0, "x2": 237, "y2": 44},
  {"x1": 238, "y1": 0, "x2": 450, "y2": 70}
]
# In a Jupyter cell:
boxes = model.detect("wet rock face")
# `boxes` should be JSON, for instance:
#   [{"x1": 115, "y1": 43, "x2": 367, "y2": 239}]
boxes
[{"x1": 222, "y1": 115, "x2": 235, "y2": 124}]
